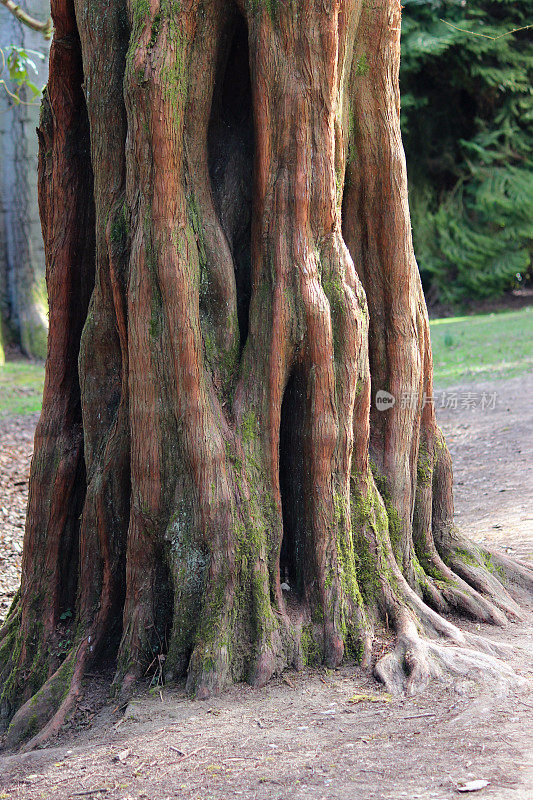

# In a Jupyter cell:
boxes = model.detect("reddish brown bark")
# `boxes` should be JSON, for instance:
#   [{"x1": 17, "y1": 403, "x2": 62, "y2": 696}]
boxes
[
  {"x1": 0, "y1": 0, "x2": 93, "y2": 730},
  {"x1": 1, "y1": 0, "x2": 532, "y2": 750}
]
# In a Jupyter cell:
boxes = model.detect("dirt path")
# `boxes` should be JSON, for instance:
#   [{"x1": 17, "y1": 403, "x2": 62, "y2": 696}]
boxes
[
  {"x1": 0, "y1": 414, "x2": 36, "y2": 623},
  {"x1": 0, "y1": 375, "x2": 532, "y2": 800},
  {"x1": 437, "y1": 373, "x2": 533, "y2": 564}
]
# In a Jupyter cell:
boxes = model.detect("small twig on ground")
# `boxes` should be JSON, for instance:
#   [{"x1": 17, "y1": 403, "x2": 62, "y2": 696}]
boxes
[
  {"x1": 402, "y1": 712, "x2": 437, "y2": 719},
  {"x1": 515, "y1": 698, "x2": 533, "y2": 711}
]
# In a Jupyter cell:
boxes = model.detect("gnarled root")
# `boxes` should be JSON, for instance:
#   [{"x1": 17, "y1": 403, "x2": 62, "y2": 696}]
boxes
[
  {"x1": 4, "y1": 651, "x2": 81, "y2": 752},
  {"x1": 375, "y1": 607, "x2": 518, "y2": 696},
  {"x1": 439, "y1": 533, "x2": 533, "y2": 613},
  {"x1": 354, "y1": 474, "x2": 527, "y2": 697},
  {"x1": 374, "y1": 575, "x2": 521, "y2": 696}
]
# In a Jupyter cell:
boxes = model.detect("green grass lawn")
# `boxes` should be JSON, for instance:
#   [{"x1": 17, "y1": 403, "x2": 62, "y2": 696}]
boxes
[
  {"x1": 430, "y1": 306, "x2": 533, "y2": 387},
  {"x1": 0, "y1": 306, "x2": 531, "y2": 415},
  {"x1": 0, "y1": 360, "x2": 45, "y2": 416}
]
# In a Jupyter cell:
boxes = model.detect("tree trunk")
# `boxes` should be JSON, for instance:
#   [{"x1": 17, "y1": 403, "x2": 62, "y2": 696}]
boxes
[
  {"x1": 0, "y1": 0, "x2": 50, "y2": 360},
  {"x1": 1, "y1": 0, "x2": 532, "y2": 750}
]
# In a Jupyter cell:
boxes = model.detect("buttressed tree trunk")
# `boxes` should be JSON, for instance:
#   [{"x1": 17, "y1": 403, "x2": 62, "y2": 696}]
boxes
[{"x1": 1, "y1": 0, "x2": 532, "y2": 751}]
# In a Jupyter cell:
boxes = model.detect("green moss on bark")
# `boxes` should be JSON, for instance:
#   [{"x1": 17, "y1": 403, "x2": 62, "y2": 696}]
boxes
[{"x1": 300, "y1": 624, "x2": 320, "y2": 665}]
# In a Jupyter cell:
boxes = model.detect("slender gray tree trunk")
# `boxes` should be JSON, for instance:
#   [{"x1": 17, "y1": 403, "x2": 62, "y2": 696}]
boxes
[{"x1": 0, "y1": 0, "x2": 50, "y2": 361}]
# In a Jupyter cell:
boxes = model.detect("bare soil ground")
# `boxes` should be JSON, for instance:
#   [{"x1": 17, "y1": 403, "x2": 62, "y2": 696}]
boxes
[
  {"x1": 0, "y1": 374, "x2": 532, "y2": 800},
  {"x1": 0, "y1": 415, "x2": 35, "y2": 622}
]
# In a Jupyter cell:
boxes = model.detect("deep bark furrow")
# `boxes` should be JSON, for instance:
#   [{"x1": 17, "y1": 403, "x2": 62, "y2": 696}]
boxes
[
  {"x1": 73, "y1": 0, "x2": 131, "y2": 686},
  {"x1": 344, "y1": 0, "x2": 424, "y2": 585},
  {"x1": 185, "y1": 1, "x2": 240, "y2": 386}
]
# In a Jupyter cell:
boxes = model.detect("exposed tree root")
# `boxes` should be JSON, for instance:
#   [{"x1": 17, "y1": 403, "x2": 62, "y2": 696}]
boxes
[
  {"x1": 372, "y1": 543, "x2": 523, "y2": 696},
  {"x1": 375, "y1": 609, "x2": 517, "y2": 696},
  {"x1": 375, "y1": 612, "x2": 442, "y2": 695},
  {"x1": 351, "y1": 474, "x2": 528, "y2": 698},
  {"x1": 1, "y1": 468, "x2": 529, "y2": 751},
  {"x1": 4, "y1": 651, "x2": 81, "y2": 752},
  {"x1": 417, "y1": 547, "x2": 516, "y2": 626},
  {"x1": 486, "y1": 549, "x2": 533, "y2": 594}
]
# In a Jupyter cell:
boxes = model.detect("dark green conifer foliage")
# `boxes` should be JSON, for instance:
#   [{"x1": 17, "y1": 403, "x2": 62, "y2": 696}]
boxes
[{"x1": 401, "y1": 0, "x2": 532, "y2": 306}]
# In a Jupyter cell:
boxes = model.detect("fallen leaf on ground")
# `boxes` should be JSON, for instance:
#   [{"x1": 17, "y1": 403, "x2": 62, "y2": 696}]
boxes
[
  {"x1": 457, "y1": 779, "x2": 490, "y2": 792},
  {"x1": 113, "y1": 748, "x2": 132, "y2": 763},
  {"x1": 347, "y1": 693, "x2": 392, "y2": 704}
]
